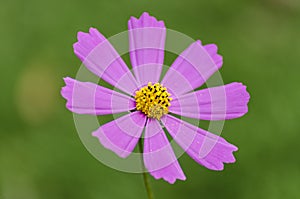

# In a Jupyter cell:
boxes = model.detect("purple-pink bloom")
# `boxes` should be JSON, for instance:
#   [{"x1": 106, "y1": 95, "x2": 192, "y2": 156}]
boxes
[{"x1": 61, "y1": 12, "x2": 250, "y2": 184}]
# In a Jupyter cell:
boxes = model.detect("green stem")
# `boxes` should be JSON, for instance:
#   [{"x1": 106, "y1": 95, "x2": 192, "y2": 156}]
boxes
[{"x1": 138, "y1": 139, "x2": 154, "y2": 199}]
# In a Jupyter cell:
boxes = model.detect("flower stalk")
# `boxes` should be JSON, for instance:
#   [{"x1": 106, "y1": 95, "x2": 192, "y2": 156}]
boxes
[{"x1": 138, "y1": 139, "x2": 154, "y2": 199}]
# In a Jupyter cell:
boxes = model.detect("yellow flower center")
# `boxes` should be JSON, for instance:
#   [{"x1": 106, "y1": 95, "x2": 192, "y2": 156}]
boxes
[{"x1": 134, "y1": 82, "x2": 172, "y2": 120}]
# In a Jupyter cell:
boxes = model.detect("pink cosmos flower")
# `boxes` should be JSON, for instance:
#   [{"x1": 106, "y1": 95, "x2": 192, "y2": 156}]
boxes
[{"x1": 61, "y1": 12, "x2": 250, "y2": 184}]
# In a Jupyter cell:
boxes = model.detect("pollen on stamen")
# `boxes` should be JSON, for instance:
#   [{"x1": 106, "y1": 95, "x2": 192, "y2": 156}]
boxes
[{"x1": 134, "y1": 82, "x2": 172, "y2": 120}]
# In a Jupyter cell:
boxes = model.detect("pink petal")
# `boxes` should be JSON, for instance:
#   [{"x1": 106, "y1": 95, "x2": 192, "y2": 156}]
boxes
[
  {"x1": 73, "y1": 28, "x2": 138, "y2": 95},
  {"x1": 128, "y1": 12, "x2": 166, "y2": 86},
  {"x1": 161, "y1": 115, "x2": 238, "y2": 171},
  {"x1": 161, "y1": 41, "x2": 223, "y2": 96},
  {"x1": 143, "y1": 119, "x2": 186, "y2": 184},
  {"x1": 61, "y1": 77, "x2": 135, "y2": 115},
  {"x1": 92, "y1": 112, "x2": 146, "y2": 158},
  {"x1": 169, "y1": 82, "x2": 250, "y2": 120}
]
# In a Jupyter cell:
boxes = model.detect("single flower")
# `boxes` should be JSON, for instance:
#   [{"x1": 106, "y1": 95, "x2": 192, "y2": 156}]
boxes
[{"x1": 61, "y1": 12, "x2": 250, "y2": 184}]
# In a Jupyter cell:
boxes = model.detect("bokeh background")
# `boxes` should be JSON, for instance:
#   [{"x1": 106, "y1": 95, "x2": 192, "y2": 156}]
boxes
[{"x1": 1, "y1": 0, "x2": 300, "y2": 198}]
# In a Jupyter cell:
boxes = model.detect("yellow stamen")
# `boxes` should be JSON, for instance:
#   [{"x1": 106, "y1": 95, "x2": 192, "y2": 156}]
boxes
[{"x1": 134, "y1": 82, "x2": 172, "y2": 120}]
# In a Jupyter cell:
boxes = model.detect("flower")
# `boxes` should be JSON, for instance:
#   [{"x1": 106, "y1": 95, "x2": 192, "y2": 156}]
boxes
[{"x1": 61, "y1": 12, "x2": 250, "y2": 184}]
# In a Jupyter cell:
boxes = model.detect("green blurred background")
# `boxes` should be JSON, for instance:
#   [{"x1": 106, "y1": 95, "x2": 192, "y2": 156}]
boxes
[{"x1": 1, "y1": 0, "x2": 300, "y2": 198}]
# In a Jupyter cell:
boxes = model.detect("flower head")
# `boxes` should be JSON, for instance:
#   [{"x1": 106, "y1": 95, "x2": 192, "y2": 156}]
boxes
[{"x1": 61, "y1": 12, "x2": 250, "y2": 184}]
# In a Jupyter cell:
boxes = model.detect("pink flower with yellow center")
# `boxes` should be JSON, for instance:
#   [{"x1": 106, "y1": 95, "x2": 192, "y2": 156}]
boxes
[{"x1": 61, "y1": 12, "x2": 250, "y2": 184}]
